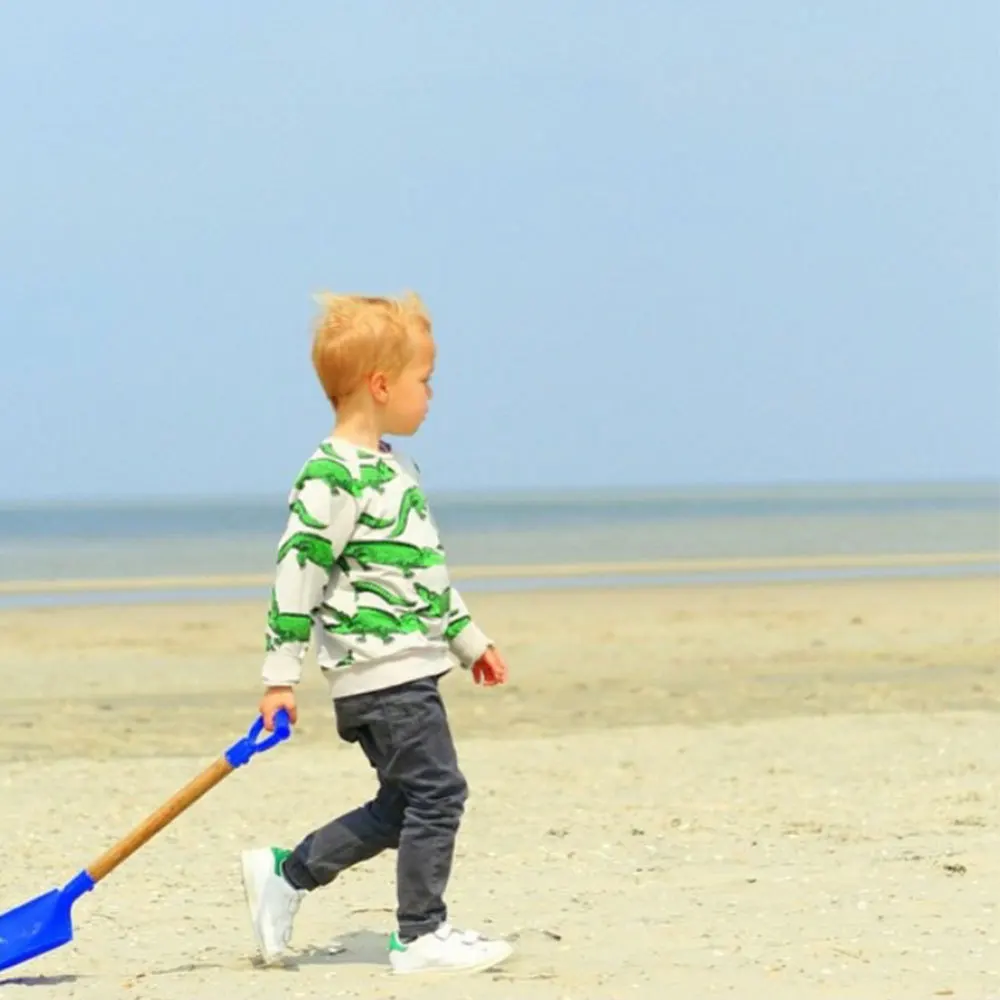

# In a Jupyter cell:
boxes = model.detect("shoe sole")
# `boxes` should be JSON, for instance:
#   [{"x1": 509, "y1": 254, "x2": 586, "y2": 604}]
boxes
[
  {"x1": 390, "y1": 943, "x2": 514, "y2": 976},
  {"x1": 239, "y1": 851, "x2": 285, "y2": 966}
]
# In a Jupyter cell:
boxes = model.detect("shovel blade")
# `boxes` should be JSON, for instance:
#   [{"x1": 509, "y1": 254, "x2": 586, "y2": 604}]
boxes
[{"x1": 0, "y1": 872, "x2": 93, "y2": 975}]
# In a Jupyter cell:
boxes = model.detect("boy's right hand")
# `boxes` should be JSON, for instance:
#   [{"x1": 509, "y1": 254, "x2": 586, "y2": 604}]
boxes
[
  {"x1": 472, "y1": 646, "x2": 509, "y2": 686},
  {"x1": 259, "y1": 685, "x2": 298, "y2": 731}
]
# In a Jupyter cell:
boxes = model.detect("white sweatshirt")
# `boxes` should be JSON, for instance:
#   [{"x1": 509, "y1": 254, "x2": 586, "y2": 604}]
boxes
[{"x1": 261, "y1": 436, "x2": 492, "y2": 699}]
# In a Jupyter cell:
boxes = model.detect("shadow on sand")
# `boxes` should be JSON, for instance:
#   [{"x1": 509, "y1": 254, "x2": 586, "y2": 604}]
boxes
[{"x1": 0, "y1": 974, "x2": 80, "y2": 988}]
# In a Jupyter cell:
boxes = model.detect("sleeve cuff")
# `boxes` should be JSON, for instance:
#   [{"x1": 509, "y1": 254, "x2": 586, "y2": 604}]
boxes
[
  {"x1": 262, "y1": 649, "x2": 304, "y2": 687},
  {"x1": 448, "y1": 620, "x2": 492, "y2": 668}
]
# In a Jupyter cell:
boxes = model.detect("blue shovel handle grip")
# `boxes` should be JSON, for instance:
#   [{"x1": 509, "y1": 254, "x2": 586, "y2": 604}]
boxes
[{"x1": 224, "y1": 708, "x2": 293, "y2": 768}]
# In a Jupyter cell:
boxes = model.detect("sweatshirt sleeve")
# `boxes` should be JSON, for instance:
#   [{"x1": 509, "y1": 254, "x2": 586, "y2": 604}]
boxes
[
  {"x1": 262, "y1": 478, "x2": 358, "y2": 686},
  {"x1": 388, "y1": 445, "x2": 494, "y2": 668},
  {"x1": 444, "y1": 586, "x2": 493, "y2": 667}
]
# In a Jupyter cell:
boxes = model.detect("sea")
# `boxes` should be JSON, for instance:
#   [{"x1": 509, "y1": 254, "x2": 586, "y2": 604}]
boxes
[{"x1": 0, "y1": 481, "x2": 997, "y2": 608}]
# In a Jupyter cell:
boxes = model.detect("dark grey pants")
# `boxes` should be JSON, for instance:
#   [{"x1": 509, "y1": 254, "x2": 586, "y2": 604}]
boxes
[{"x1": 282, "y1": 673, "x2": 468, "y2": 940}]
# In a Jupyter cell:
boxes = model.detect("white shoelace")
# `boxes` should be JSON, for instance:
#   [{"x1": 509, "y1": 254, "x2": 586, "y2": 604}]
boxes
[
  {"x1": 434, "y1": 923, "x2": 484, "y2": 946},
  {"x1": 279, "y1": 895, "x2": 302, "y2": 946}
]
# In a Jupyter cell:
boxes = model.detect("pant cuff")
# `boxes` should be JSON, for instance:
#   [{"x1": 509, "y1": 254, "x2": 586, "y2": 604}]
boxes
[{"x1": 282, "y1": 853, "x2": 319, "y2": 891}]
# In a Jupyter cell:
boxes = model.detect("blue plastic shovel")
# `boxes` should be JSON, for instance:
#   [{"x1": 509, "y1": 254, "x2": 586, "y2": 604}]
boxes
[{"x1": 0, "y1": 709, "x2": 292, "y2": 975}]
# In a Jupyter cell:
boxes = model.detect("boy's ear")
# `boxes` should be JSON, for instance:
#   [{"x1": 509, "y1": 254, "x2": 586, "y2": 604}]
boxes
[{"x1": 368, "y1": 371, "x2": 390, "y2": 403}]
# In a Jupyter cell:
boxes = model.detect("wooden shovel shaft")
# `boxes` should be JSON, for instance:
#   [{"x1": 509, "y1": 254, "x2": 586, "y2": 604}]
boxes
[{"x1": 85, "y1": 756, "x2": 234, "y2": 883}]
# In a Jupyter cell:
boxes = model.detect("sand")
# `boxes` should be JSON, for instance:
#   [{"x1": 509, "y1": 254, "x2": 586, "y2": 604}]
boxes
[{"x1": 1, "y1": 575, "x2": 999, "y2": 999}]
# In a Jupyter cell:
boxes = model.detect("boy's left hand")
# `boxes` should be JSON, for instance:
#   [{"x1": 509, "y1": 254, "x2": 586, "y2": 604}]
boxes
[{"x1": 472, "y1": 646, "x2": 509, "y2": 686}]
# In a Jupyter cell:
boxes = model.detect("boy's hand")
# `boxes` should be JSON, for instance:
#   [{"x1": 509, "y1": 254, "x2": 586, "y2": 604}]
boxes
[
  {"x1": 472, "y1": 647, "x2": 509, "y2": 687},
  {"x1": 259, "y1": 685, "x2": 298, "y2": 731}
]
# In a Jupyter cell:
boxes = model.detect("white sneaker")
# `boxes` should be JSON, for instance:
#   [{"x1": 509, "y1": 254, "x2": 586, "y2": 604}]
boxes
[
  {"x1": 388, "y1": 923, "x2": 513, "y2": 975},
  {"x1": 240, "y1": 847, "x2": 305, "y2": 963}
]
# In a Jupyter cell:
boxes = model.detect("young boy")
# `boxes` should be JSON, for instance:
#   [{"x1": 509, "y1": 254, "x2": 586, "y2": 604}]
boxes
[{"x1": 239, "y1": 292, "x2": 513, "y2": 976}]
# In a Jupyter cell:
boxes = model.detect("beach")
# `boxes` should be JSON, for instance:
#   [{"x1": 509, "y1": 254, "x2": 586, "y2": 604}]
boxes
[{"x1": 1, "y1": 573, "x2": 999, "y2": 998}]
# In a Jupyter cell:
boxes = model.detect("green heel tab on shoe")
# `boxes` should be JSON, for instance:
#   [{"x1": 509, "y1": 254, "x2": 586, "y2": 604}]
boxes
[
  {"x1": 388, "y1": 932, "x2": 408, "y2": 953},
  {"x1": 271, "y1": 847, "x2": 292, "y2": 876}
]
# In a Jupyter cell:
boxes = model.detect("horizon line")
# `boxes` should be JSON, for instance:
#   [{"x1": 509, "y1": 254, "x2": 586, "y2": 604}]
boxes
[{"x1": 0, "y1": 475, "x2": 997, "y2": 511}]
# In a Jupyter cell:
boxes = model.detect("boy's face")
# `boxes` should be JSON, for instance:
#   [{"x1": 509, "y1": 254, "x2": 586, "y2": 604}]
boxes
[{"x1": 381, "y1": 331, "x2": 435, "y2": 436}]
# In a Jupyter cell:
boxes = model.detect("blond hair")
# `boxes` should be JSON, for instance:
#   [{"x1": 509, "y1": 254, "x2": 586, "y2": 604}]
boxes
[{"x1": 310, "y1": 291, "x2": 431, "y2": 403}]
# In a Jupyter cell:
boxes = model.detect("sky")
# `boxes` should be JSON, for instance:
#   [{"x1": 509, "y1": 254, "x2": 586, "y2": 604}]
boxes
[{"x1": 1, "y1": 1, "x2": 997, "y2": 502}]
